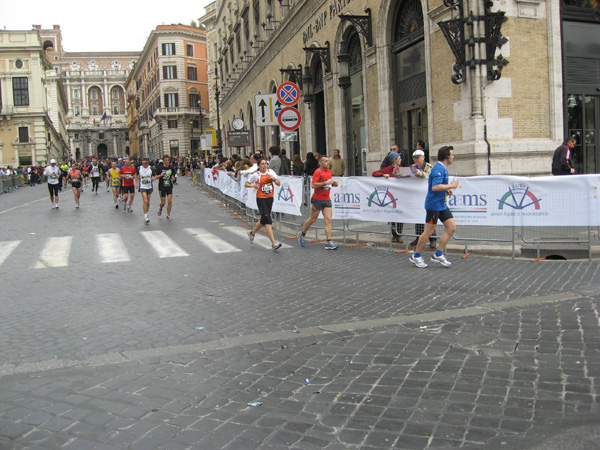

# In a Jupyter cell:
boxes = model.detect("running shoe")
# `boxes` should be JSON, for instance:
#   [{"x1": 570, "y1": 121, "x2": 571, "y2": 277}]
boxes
[
  {"x1": 324, "y1": 241, "x2": 338, "y2": 250},
  {"x1": 409, "y1": 254, "x2": 428, "y2": 268},
  {"x1": 76, "y1": 203, "x2": 79, "y2": 208},
  {"x1": 55, "y1": 205, "x2": 59, "y2": 209},
  {"x1": 144, "y1": 216, "x2": 150, "y2": 224},
  {"x1": 115, "y1": 203, "x2": 119, "y2": 209},
  {"x1": 106, "y1": 188, "x2": 109, "y2": 192},
  {"x1": 127, "y1": 206, "x2": 133, "y2": 213},
  {"x1": 298, "y1": 233, "x2": 306, "y2": 247},
  {"x1": 272, "y1": 241, "x2": 282, "y2": 251},
  {"x1": 158, "y1": 206, "x2": 163, "y2": 216},
  {"x1": 431, "y1": 253, "x2": 451, "y2": 267},
  {"x1": 52, "y1": 203, "x2": 56, "y2": 209},
  {"x1": 248, "y1": 230, "x2": 254, "y2": 243},
  {"x1": 166, "y1": 215, "x2": 172, "y2": 220}
]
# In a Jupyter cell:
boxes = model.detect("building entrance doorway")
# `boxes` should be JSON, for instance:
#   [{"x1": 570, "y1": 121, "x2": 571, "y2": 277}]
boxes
[
  {"x1": 97, "y1": 144, "x2": 108, "y2": 160},
  {"x1": 567, "y1": 94, "x2": 599, "y2": 174}
]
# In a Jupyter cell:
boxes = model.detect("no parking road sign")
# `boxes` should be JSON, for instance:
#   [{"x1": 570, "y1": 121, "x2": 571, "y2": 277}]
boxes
[
  {"x1": 278, "y1": 107, "x2": 301, "y2": 131},
  {"x1": 277, "y1": 82, "x2": 300, "y2": 106}
]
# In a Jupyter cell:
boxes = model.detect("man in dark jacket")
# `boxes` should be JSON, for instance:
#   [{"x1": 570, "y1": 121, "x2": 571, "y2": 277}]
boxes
[{"x1": 552, "y1": 137, "x2": 576, "y2": 175}]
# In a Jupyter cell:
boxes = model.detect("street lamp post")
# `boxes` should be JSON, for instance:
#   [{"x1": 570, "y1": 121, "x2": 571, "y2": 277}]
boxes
[{"x1": 215, "y1": 84, "x2": 222, "y2": 154}]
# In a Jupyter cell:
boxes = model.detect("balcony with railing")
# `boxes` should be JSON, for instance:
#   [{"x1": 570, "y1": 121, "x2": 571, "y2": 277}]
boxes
[{"x1": 65, "y1": 69, "x2": 129, "y2": 78}]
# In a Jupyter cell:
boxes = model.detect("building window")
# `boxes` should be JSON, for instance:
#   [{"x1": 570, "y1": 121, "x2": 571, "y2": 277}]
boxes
[
  {"x1": 99, "y1": 132, "x2": 104, "y2": 139},
  {"x1": 187, "y1": 66, "x2": 197, "y2": 81},
  {"x1": 189, "y1": 93, "x2": 201, "y2": 108},
  {"x1": 164, "y1": 93, "x2": 179, "y2": 108},
  {"x1": 168, "y1": 120, "x2": 178, "y2": 129},
  {"x1": 74, "y1": 133, "x2": 80, "y2": 140},
  {"x1": 90, "y1": 88, "x2": 98, "y2": 100},
  {"x1": 192, "y1": 120, "x2": 199, "y2": 129},
  {"x1": 163, "y1": 65, "x2": 177, "y2": 79},
  {"x1": 73, "y1": 88, "x2": 80, "y2": 99},
  {"x1": 13, "y1": 77, "x2": 29, "y2": 106},
  {"x1": 162, "y1": 43, "x2": 176, "y2": 55},
  {"x1": 15, "y1": 59, "x2": 23, "y2": 69},
  {"x1": 74, "y1": 105, "x2": 81, "y2": 116},
  {"x1": 187, "y1": 44, "x2": 194, "y2": 56},
  {"x1": 92, "y1": 106, "x2": 99, "y2": 115},
  {"x1": 18, "y1": 126, "x2": 29, "y2": 143},
  {"x1": 112, "y1": 89, "x2": 119, "y2": 99},
  {"x1": 113, "y1": 106, "x2": 120, "y2": 115}
]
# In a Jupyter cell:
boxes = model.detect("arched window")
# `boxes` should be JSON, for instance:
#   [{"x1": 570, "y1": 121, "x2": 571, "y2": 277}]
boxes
[{"x1": 392, "y1": 0, "x2": 428, "y2": 164}]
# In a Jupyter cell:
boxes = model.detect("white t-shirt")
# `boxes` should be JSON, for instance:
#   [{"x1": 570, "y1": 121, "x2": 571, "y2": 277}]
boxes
[
  {"x1": 44, "y1": 166, "x2": 61, "y2": 184},
  {"x1": 91, "y1": 164, "x2": 100, "y2": 177},
  {"x1": 139, "y1": 166, "x2": 154, "y2": 190}
]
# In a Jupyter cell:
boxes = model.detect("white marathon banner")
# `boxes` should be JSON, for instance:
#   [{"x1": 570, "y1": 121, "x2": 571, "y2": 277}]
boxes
[
  {"x1": 204, "y1": 169, "x2": 303, "y2": 216},
  {"x1": 204, "y1": 169, "x2": 600, "y2": 226}
]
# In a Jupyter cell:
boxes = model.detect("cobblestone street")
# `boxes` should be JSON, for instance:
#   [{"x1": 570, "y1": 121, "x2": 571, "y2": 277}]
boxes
[{"x1": 0, "y1": 179, "x2": 598, "y2": 449}]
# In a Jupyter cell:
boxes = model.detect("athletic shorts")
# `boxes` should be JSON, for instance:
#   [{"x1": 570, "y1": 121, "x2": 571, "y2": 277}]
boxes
[
  {"x1": 48, "y1": 183, "x2": 60, "y2": 196},
  {"x1": 140, "y1": 188, "x2": 153, "y2": 195},
  {"x1": 122, "y1": 185, "x2": 135, "y2": 194},
  {"x1": 257, "y1": 197, "x2": 274, "y2": 225},
  {"x1": 311, "y1": 198, "x2": 332, "y2": 210},
  {"x1": 425, "y1": 208, "x2": 453, "y2": 225},
  {"x1": 159, "y1": 186, "x2": 173, "y2": 198},
  {"x1": 71, "y1": 181, "x2": 81, "y2": 189}
]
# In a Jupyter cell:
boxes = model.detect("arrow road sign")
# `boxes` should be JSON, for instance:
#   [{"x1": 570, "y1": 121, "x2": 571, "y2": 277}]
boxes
[
  {"x1": 277, "y1": 82, "x2": 300, "y2": 106},
  {"x1": 254, "y1": 94, "x2": 279, "y2": 126}
]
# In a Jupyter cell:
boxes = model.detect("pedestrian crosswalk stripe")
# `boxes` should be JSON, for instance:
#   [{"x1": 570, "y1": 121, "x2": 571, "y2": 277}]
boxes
[
  {"x1": 141, "y1": 230, "x2": 189, "y2": 258},
  {"x1": 223, "y1": 226, "x2": 291, "y2": 250},
  {"x1": 34, "y1": 236, "x2": 72, "y2": 269},
  {"x1": 185, "y1": 228, "x2": 242, "y2": 254},
  {"x1": 0, "y1": 241, "x2": 21, "y2": 266},
  {"x1": 97, "y1": 233, "x2": 131, "y2": 263}
]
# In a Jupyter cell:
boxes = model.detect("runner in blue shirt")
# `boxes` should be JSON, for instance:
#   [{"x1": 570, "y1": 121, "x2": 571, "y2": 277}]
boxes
[{"x1": 410, "y1": 146, "x2": 459, "y2": 268}]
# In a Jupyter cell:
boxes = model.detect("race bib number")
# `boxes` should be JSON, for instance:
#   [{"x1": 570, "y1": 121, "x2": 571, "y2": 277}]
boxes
[
  {"x1": 141, "y1": 176, "x2": 151, "y2": 186},
  {"x1": 261, "y1": 183, "x2": 273, "y2": 194},
  {"x1": 125, "y1": 174, "x2": 131, "y2": 179},
  {"x1": 92, "y1": 171, "x2": 99, "y2": 177}
]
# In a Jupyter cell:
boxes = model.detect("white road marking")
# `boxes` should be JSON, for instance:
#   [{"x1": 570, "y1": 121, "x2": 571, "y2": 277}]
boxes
[
  {"x1": 141, "y1": 231, "x2": 189, "y2": 258},
  {"x1": 185, "y1": 228, "x2": 242, "y2": 254},
  {"x1": 97, "y1": 234, "x2": 131, "y2": 263},
  {"x1": 0, "y1": 197, "x2": 48, "y2": 215},
  {"x1": 224, "y1": 226, "x2": 291, "y2": 249},
  {"x1": 0, "y1": 241, "x2": 21, "y2": 265},
  {"x1": 34, "y1": 236, "x2": 72, "y2": 268}
]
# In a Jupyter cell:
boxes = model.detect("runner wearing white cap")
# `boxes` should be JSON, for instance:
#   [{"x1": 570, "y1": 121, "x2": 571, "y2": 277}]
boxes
[{"x1": 43, "y1": 159, "x2": 61, "y2": 209}]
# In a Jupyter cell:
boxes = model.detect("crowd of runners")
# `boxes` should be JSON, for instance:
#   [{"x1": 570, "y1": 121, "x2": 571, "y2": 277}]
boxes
[
  {"x1": 41, "y1": 156, "x2": 192, "y2": 223},
  {"x1": 37, "y1": 147, "x2": 459, "y2": 268}
]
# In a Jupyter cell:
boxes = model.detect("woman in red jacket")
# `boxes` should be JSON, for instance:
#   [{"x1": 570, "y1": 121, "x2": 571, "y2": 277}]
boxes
[{"x1": 372, "y1": 151, "x2": 403, "y2": 242}]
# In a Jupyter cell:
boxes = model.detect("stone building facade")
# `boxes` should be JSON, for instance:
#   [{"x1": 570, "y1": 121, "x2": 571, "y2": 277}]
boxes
[
  {"x1": 126, "y1": 25, "x2": 210, "y2": 159},
  {"x1": 37, "y1": 25, "x2": 139, "y2": 160},
  {"x1": 201, "y1": 0, "x2": 600, "y2": 176},
  {"x1": 0, "y1": 29, "x2": 68, "y2": 166}
]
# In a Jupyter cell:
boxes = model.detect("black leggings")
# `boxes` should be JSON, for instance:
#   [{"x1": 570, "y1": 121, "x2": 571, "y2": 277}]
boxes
[
  {"x1": 257, "y1": 197, "x2": 274, "y2": 225},
  {"x1": 47, "y1": 183, "x2": 59, "y2": 198},
  {"x1": 91, "y1": 177, "x2": 100, "y2": 191}
]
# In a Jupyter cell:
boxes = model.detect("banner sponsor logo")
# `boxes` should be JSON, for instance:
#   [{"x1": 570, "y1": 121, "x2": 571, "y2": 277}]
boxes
[
  {"x1": 333, "y1": 191, "x2": 361, "y2": 210},
  {"x1": 368, "y1": 186, "x2": 397, "y2": 208},
  {"x1": 448, "y1": 193, "x2": 488, "y2": 214},
  {"x1": 497, "y1": 184, "x2": 542, "y2": 210},
  {"x1": 277, "y1": 183, "x2": 295, "y2": 203}
]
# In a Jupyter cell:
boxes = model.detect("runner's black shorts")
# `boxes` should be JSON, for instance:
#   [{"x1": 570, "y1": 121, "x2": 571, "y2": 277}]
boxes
[
  {"x1": 140, "y1": 188, "x2": 153, "y2": 195},
  {"x1": 425, "y1": 208, "x2": 453, "y2": 225},
  {"x1": 47, "y1": 183, "x2": 59, "y2": 196},
  {"x1": 311, "y1": 198, "x2": 332, "y2": 210},
  {"x1": 71, "y1": 181, "x2": 81, "y2": 189},
  {"x1": 122, "y1": 185, "x2": 135, "y2": 194},
  {"x1": 159, "y1": 186, "x2": 173, "y2": 198},
  {"x1": 257, "y1": 197, "x2": 274, "y2": 225}
]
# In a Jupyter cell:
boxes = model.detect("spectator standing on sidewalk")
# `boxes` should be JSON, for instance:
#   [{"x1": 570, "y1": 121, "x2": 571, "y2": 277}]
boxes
[
  {"x1": 292, "y1": 154, "x2": 304, "y2": 176},
  {"x1": 373, "y1": 151, "x2": 404, "y2": 243},
  {"x1": 552, "y1": 137, "x2": 576, "y2": 175},
  {"x1": 409, "y1": 148, "x2": 436, "y2": 249},
  {"x1": 330, "y1": 149, "x2": 345, "y2": 177},
  {"x1": 245, "y1": 158, "x2": 283, "y2": 251},
  {"x1": 268, "y1": 146, "x2": 282, "y2": 175},
  {"x1": 279, "y1": 149, "x2": 291, "y2": 175},
  {"x1": 410, "y1": 146, "x2": 459, "y2": 268}
]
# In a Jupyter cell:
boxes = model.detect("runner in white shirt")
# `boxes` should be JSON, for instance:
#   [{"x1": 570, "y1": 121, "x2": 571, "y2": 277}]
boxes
[
  {"x1": 43, "y1": 159, "x2": 61, "y2": 209},
  {"x1": 138, "y1": 158, "x2": 156, "y2": 223}
]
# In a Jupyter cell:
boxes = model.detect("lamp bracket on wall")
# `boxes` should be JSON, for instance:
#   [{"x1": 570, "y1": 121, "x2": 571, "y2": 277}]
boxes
[
  {"x1": 280, "y1": 64, "x2": 303, "y2": 90},
  {"x1": 338, "y1": 8, "x2": 372, "y2": 47},
  {"x1": 303, "y1": 41, "x2": 331, "y2": 73},
  {"x1": 438, "y1": 0, "x2": 509, "y2": 84}
]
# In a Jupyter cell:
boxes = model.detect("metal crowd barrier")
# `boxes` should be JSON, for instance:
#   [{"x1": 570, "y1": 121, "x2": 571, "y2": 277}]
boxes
[
  {"x1": 195, "y1": 169, "x2": 598, "y2": 260},
  {"x1": 0, "y1": 174, "x2": 25, "y2": 194}
]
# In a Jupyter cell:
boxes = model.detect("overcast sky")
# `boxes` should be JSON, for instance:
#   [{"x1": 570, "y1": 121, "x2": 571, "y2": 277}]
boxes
[{"x1": 2, "y1": 0, "x2": 213, "y2": 52}]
